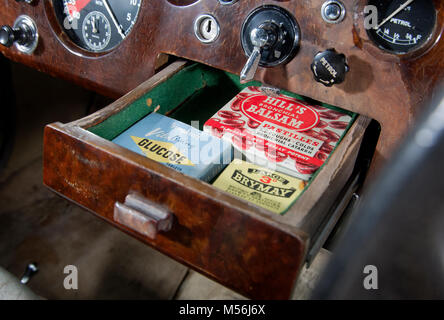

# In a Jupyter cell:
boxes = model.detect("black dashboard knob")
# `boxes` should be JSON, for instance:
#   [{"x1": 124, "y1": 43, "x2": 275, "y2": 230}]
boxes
[
  {"x1": 311, "y1": 49, "x2": 349, "y2": 87},
  {"x1": 0, "y1": 16, "x2": 38, "y2": 54},
  {"x1": 0, "y1": 24, "x2": 31, "y2": 48},
  {"x1": 0, "y1": 25, "x2": 16, "y2": 47}
]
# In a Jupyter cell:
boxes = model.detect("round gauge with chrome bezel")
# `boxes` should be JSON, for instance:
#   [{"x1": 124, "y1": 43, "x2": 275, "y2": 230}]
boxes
[
  {"x1": 82, "y1": 11, "x2": 111, "y2": 51},
  {"x1": 53, "y1": 0, "x2": 142, "y2": 53},
  {"x1": 366, "y1": 0, "x2": 437, "y2": 55}
]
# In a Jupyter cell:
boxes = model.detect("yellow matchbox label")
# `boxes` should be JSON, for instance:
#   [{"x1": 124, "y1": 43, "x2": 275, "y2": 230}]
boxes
[
  {"x1": 213, "y1": 160, "x2": 306, "y2": 215},
  {"x1": 131, "y1": 136, "x2": 194, "y2": 166}
]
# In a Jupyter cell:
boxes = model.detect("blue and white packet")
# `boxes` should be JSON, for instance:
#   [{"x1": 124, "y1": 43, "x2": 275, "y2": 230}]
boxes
[{"x1": 112, "y1": 113, "x2": 233, "y2": 182}]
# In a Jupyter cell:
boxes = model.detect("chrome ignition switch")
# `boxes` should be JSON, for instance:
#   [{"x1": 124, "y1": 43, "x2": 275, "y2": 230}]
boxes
[{"x1": 240, "y1": 5, "x2": 300, "y2": 84}]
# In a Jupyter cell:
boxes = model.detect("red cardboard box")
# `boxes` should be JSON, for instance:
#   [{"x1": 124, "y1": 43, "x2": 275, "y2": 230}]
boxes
[{"x1": 204, "y1": 86, "x2": 354, "y2": 180}]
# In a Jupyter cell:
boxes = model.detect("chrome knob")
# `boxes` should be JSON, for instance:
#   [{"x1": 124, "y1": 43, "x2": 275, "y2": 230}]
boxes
[
  {"x1": 0, "y1": 15, "x2": 38, "y2": 54},
  {"x1": 250, "y1": 27, "x2": 270, "y2": 48},
  {"x1": 240, "y1": 26, "x2": 276, "y2": 84}
]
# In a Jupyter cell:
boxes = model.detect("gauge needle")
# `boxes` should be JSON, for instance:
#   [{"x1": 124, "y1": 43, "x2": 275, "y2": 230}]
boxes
[
  {"x1": 92, "y1": 16, "x2": 98, "y2": 33},
  {"x1": 103, "y1": 0, "x2": 125, "y2": 39},
  {"x1": 374, "y1": 0, "x2": 415, "y2": 30}
]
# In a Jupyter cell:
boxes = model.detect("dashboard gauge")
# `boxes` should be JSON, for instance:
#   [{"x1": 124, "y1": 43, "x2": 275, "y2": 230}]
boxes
[
  {"x1": 366, "y1": 0, "x2": 436, "y2": 55},
  {"x1": 82, "y1": 11, "x2": 111, "y2": 51},
  {"x1": 53, "y1": 0, "x2": 142, "y2": 52}
]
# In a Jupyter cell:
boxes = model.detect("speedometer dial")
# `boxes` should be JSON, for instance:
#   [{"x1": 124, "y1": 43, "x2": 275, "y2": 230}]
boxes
[
  {"x1": 366, "y1": 0, "x2": 436, "y2": 54},
  {"x1": 53, "y1": 0, "x2": 142, "y2": 52}
]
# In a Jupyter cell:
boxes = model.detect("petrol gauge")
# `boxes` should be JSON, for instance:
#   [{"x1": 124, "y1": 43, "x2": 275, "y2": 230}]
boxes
[
  {"x1": 53, "y1": 0, "x2": 142, "y2": 53},
  {"x1": 366, "y1": 0, "x2": 436, "y2": 54}
]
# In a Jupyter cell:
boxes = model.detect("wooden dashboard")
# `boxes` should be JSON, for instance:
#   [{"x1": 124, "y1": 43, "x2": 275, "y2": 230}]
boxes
[
  {"x1": 1, "y1": 0, "x2": 443, "y2": 299},
  {"x1": 0, "y1": 0, "x2": 443, "y2": 168},
  {"x1": 1, "y1": 0, "x2": 443, "y2": 170}
]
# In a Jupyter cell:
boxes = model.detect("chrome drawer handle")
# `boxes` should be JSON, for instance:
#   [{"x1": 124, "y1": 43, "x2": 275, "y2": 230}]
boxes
[{"x1": 114, "y1": 193, "x2": 173, "y2": 239}]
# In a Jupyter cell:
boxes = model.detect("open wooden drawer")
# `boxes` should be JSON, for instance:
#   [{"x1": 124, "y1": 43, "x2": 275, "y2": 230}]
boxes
[{"x1": 43, "y1": 60, "x2": 370, "y2": 299}]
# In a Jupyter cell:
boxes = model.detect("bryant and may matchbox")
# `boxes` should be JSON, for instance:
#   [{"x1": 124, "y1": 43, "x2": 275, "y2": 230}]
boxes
[
  {"x1": 112, "y1": 113, "x2": 233, "y2": 182},
  {"x1": 213, "y1": 160, "x2": 306, "y2": 215},
  {"x1": 204, "y1": 87, "x2": 355, "y2": 180}
]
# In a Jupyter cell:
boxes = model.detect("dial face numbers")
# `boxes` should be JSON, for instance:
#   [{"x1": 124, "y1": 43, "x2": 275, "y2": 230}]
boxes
[
  {"x1": 366, "y1": 0, "x2": 436, "y2": 54},
  {"x1": 54, "y1": 0, "x2": 142, "y2": 52}
]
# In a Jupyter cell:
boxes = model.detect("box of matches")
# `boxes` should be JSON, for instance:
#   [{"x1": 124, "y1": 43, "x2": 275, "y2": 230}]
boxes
[
  {"x1": 112, "y1": 113, "x2": 233, "y2": 182},
  {"x1": 213, "y1": 160, "x2": 306, "y2": 215},
  {"x1": 204, "y1": 86, "x2": 354, "y2": 180}
]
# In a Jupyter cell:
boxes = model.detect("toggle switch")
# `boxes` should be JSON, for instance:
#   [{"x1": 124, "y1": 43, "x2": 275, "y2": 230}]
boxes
[
  {"x1": 240, "y1": 24, "x2": 278, "y2": 84},
  {"x1": 20, "y1": 263, "x2": 38, "y2": 284}
]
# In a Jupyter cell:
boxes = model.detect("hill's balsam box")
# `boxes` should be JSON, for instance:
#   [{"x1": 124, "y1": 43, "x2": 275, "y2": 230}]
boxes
[
  {"x1": 204, "y1": 87, "x2": 354, "y2": 180},
  {"x1": 213, "y1": 160, "x2": 306, "y2": 215},
  {"x1": 112, "y1": 113, "x2": 233, "y2": 182}
]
